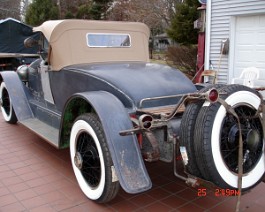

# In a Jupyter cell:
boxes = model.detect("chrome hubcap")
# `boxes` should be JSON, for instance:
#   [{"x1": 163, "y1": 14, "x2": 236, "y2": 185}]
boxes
[
  {"x1": 74, "y1": 152, "x2": 83, "y2": 170},
  {"x1": 246, "y1": 129, "x2": 260, "y2": 152}
]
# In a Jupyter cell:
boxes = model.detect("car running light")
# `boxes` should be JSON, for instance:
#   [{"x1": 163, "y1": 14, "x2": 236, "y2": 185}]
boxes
[{"x1": 206, "y1": 88, "x2": 219, "y2": 103}]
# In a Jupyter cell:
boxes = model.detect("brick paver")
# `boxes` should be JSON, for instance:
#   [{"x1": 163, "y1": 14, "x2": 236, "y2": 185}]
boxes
[{"x1": 1, "y1": 113, "x2": 265, "y2": 211}]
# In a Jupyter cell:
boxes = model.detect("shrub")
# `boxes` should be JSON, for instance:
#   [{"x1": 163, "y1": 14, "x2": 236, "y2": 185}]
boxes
[{"x1": 166, "y1": 45, "x2": 197, "y2": 79}]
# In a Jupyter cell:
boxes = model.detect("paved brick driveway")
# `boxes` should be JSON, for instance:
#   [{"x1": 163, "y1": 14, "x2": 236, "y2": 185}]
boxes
[{"x1": 0, "y1": 113, "x2": 265, "y2": 211}]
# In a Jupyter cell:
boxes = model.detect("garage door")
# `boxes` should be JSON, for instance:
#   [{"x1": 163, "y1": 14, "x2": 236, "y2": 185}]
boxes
[{"x1": 233, "y1": 15, "x2": 265, "y2": 79}]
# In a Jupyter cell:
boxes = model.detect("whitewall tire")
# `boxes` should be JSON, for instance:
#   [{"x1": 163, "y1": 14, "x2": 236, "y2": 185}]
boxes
[
  {"x1": 70, "y1": 113, "x2": 119, "y2": 203},
  {"x1": 194, "y1": 84, "x2": 265, "y2": 190},
  {"x1": 0, "y1": 82, "x2": 17, "y2": 124}
]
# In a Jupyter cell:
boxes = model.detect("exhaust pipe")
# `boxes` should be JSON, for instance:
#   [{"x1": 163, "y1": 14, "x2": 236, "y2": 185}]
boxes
[{"x1": 139, "y1": 114, "x2": 153, "y2": 129}]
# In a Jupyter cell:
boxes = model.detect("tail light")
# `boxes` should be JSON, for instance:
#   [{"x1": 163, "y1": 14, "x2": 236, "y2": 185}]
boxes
[{"x1": 206, "y1": 88, "x2": 219, "y2": 103}]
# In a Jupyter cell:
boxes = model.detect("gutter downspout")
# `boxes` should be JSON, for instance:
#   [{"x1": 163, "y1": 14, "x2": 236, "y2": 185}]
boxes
[
  {"x1": 194, "y1": 4, "x2": 206, "y2": 83},
  {"x1": 204, "y1": 0, "x2": 212, "y2": 70}
]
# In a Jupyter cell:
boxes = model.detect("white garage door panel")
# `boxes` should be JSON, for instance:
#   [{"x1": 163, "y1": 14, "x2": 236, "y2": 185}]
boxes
[
  {"x1": 233, "y1": 15, "x2": 265, "y2": 80},
  {"x1": 259, "y1": 16, "x2": 265, "y2": 26},
  {"x1": 257, "y1": 32, "x2": 265, "y2": 44},
  {"x1": 237, "y1": 33, "x2": 255, "y2": 45},
  {"x1": 237, "y1": 50, "x2": 253, "y2": 62},
  {"x1": 257, "y1": 50, "x2": 265, "y2": 62},
  {"x1": 236, "y1": 16, "x2": 255, "y2": 28}
]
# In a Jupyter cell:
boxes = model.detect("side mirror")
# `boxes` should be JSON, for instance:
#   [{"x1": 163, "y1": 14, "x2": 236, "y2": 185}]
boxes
[{"x1": 24, "y1": 37, "x2": 38, "y2": 48}]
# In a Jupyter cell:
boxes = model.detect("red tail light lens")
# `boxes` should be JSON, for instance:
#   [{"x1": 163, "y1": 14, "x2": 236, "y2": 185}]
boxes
[{"x1": 207, "y1": 88, "x2": 219, "y2": 102}]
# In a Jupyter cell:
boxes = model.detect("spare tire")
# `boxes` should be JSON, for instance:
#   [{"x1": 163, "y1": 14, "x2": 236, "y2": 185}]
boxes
[
  {"x1": 194, "y1": 84, "x2": 265, "y2": 190},
  {"x1": 180, "y1": 84, "x2": 225, "y2": 177}
]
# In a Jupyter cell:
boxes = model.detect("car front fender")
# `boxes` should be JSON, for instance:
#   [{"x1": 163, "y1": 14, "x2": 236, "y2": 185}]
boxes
[
  {"x1": 0, "y1": 71, "x2": 33, "y2": 121},
  {"x1": 72, "y1": 91, "x2": 152, "y2": 194}
]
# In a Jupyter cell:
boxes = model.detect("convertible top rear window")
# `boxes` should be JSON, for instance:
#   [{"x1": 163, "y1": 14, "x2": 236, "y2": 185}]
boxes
[{"x1": 86, "y1": 33, "x2": 131, "y2": 47}]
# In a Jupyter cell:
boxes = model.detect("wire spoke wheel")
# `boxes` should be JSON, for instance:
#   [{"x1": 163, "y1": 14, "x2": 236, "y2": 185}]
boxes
[
  {"x1": 76, "y1": 132, "x2": 101, "y2": 188},
  {"x1": 70, "y1": 113, "x2": 119, "y2": 203},
  {"x1": 2, "y1": 88, "x2": 11, "y2": 115},
  {"x1": 220, "y1": 105, "x2": 263, "y2": 174},
  {"x1": 0, "y1": 82, "x2": 17, "y2": 124},
  {"x1": 194, "y1": 84, "x2": 265, "y2": 190}
]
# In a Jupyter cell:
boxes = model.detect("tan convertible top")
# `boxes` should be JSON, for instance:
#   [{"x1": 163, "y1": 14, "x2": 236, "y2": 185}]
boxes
[{"x1": 33, "y1": 19, "x2": 150, "y2": 71}]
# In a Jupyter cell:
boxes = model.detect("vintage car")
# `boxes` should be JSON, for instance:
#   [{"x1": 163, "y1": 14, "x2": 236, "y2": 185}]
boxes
[{"x1": 0, "y1": 19, "x2": 264, "y2": 203}]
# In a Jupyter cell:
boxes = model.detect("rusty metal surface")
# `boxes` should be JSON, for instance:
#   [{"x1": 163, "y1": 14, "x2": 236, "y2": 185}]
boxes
[
  {"x1": 0, "y1": 53, "x2": 39, "y2": 58},
  {"x1": 142, "y1": 131, "x2": 160, "y2": 162},
  {"x1": 255, "y1": 87, "x2": 265, "y2": 91},
  {"x1": 137, "y1": 104, "x2": 185, "y2": 116}
]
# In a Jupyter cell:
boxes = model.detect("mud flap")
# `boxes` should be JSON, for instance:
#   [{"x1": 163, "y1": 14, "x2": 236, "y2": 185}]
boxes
[
  {"x1": 77, "y1": 91, "x2": 152, "y2": 194},
  {"x1": 0, "y1": 71, "x2": 33, "y2": 121}
]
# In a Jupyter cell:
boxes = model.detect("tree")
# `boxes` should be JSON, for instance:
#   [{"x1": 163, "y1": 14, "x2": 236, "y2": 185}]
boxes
[
  {"x1": 76, "y1": 3, "x2": 92, "y2": 19},
  {"x1": 167, "y1": 0, "x2": 200, "y2": 45},
  {"x1": 94, "y1": 0, "x2": 112, "y2": 19},
  {"x1": 106, "y1": 0, "x2": 131, "y2": 21},
  {"x1": 57, "y1": 0, "x2": 112, "y2": 20},
  {"x1": 107, "y1": 0, "x2": 182, "y2": 36},
  {"x1": 25, "y1": 0, "x2": 59, "y2": 26},
  {"x1": 76, "y1": 2, "x2": 103, "y2": 20},
  {"x1": 0, "y1": 0, "x2": 21, "y2": 20}
]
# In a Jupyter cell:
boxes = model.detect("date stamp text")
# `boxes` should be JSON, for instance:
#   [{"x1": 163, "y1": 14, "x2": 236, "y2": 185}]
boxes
[{"x1": 197, "y1": 188, "x2": 240, "y2": 197}]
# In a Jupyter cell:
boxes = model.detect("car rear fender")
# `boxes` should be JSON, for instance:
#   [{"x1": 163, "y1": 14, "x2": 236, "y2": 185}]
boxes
[
  {"x1": 0, "y1": 71, "x2": 33, "y2": 121},
  {"x1": 65, "y1": 91, "x2": 152, "y2": 194}
]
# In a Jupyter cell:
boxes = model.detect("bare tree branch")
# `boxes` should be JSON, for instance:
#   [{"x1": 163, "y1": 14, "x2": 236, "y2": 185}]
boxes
[
  {"x1": 0, "y1": 0, "x2": 21, "y2": 20},
  {"x1": 107, "y1": 0, "x2": 182, "y2": 34}
]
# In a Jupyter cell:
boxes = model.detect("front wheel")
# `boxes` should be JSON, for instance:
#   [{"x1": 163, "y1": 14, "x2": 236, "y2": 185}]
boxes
[
  {"x1": 70, "y1": 113, "x2": 119, "y2": 203},
  {"x1": 194, "y1": 84, "x2": 265, "y2": 190},
  {"x1": 0, "y1": 82, "x2": 17, "y2": 124}
]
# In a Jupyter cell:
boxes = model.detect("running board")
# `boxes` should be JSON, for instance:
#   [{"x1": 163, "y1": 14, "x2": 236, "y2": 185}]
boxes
[{"x1": 20, "y1": 118, "x2": 59, "y2": 148}]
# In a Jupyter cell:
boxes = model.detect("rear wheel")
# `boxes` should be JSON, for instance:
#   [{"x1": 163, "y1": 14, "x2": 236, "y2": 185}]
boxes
[
  {"x1": 70, "y1": 113, "x2": 119, "y2": 203},
  {"x1": 194, "y1": 84, "x2": 265, "y2": 190},
  {"x1": 0, "y1": 82, "x2": 17, "y2": 124}
]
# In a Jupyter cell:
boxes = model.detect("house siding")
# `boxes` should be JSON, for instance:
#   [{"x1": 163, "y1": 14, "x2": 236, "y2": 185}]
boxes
[{"x1": 207, "y1": 0, "x2": 265, "y2": 84}]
